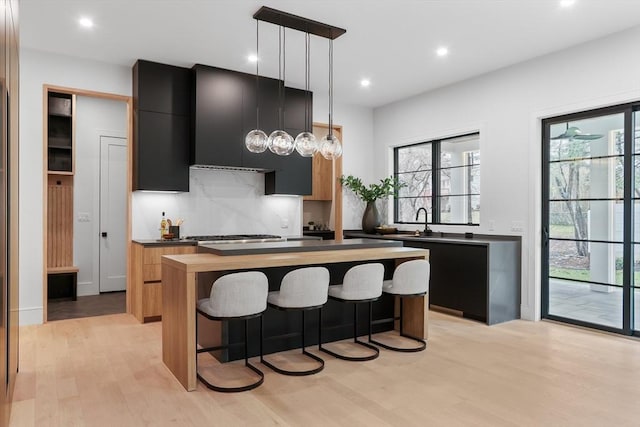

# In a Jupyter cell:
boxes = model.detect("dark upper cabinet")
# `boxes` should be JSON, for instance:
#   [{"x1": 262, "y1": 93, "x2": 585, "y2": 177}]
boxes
[
  {"x1": 134, "y1": 111, "x2": 190, "y2": 192},
  {"x1": 133, "y1": 60, "x2": 191, "y2": 191},
  {"x1": 266, "y1": 86, "x2": 312, "y2": 195},
  {"x1": 133, "y1": 60, "x2": 191, "y2": 116}
]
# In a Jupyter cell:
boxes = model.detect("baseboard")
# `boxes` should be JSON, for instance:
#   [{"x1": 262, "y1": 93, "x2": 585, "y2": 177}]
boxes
[
  {"x1": 520, "y1": 304, "x2": 537, "y2": 321},
  {"x1": 19, "y1": 306, "x2": 43, "y2": 326},
  {"x1": 77, "y1": 281, "x2": 98, "y2": 297}
]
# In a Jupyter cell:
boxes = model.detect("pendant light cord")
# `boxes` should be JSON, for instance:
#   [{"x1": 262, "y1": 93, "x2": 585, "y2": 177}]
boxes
[
  {"x1": 304, "y1": 33, "x2": 311, "y2": 132},
  {"x1": 282, "y1": 27, "x2": 286, "y2": 130},
  {"x1": 255, "y1": 19, "x2": 260, "y2": 129},
  {"x1": 277, "y1": 26, "x2": 287, "y2": 130},
  {"x1": 328, "y1": 39, "x2": 334, "y2": 138}
]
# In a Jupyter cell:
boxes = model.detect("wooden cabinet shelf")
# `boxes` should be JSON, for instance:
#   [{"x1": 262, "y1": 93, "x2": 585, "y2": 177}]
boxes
[{"x1": 47, "y1": 92, "x2": 74, "y2": 174}]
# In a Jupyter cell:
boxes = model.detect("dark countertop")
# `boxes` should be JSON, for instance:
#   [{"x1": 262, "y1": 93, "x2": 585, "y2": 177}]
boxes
[
  {"x1": 133, "y1": 239, "x2": 198, "y2": 247},
  {"x1": 286, "y1": 235, "x2": 323, "y2": 241},
  {"x1": 343, "y1": 231, "x2": 521, "y2": 246},
  {"x1": 198, "y1": 238, "x2": 402, "y2": 256}
]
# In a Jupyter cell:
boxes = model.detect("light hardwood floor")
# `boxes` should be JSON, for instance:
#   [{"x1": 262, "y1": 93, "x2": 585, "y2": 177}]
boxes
[{"x1": 9, "y1": 311, "x2": 640, "y2": 426}]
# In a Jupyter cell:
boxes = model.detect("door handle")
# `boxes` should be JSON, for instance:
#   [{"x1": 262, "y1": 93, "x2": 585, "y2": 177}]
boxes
[
  {"x1": 542, "y1": 228, "x2": 548, "y2": 247},
  {"x1": 101, "y1": 232, "x2": 107, "y2": 237}
]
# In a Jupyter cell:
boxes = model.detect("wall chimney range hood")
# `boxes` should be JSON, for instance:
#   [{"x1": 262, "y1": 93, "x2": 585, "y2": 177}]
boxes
[{"x1": 190, "y1": 64, "x2": 312, "y2": 195}]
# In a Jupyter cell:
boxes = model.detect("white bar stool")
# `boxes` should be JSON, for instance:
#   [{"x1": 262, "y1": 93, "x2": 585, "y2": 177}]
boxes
[
  {"x1": 260, "y1": 266, "x2": 330, "y2": 376},
  {"x1": 319, "y1": 263, "x2": 384, "y2": 362},
  {"x1": 196, "y1": 271, "x2": 268, "y2": 392},
  {"x1": 370, "y1": 259, "x2": 430, "y2": 352}
]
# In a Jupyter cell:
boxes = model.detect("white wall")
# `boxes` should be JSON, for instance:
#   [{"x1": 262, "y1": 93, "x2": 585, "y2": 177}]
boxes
[
  {"x1": 19, "y1": 48, "x2": 131, "y2": 325},
  {"x1": 74, "y1": 96, "x2": 128, "y2": 296},
  {"x1": 372, "y1": 26, "x2": 640, "y2": 321}
]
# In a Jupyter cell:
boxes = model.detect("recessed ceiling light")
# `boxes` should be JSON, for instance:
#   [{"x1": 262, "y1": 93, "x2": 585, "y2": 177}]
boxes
[
  {"x1": 360, "y1": 79, "x2": 371, "y2": 88},
  {"x1": 248, "y1": 54, "x2": 258, "y2": 63},
  {"x1": 79, "y1": 17, "x2": 94, "y2": 29},
  {"x1": 436, "y1": 47, "x2": 449, "y2": 57},
  {"x1": 560, "y1": 0, "x2": 576, "y2": 8}
]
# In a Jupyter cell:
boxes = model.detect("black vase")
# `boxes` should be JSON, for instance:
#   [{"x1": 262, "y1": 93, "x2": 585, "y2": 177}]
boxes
[{"x1": 362, "y1": 201, "x2": 381, "y2": 234}]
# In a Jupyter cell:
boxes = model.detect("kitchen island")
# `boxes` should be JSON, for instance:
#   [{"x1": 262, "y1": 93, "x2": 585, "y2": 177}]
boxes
[{"x1": 161, "y1": 242, "x2": 429, "y2": 391}]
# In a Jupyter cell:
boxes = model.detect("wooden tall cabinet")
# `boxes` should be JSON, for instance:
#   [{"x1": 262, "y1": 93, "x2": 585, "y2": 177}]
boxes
[
  {"x1": 44, "y1": 89, "x2": 78, "y2": 302},
  {"x1": 1, "y1": 0, "x2": 20, "y2": 423}
]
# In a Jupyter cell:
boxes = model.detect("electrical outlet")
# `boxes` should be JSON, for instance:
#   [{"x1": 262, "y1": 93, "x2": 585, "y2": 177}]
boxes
[
  {"x1": 488, "y1": 220, "x2": 495, "y2": 231},
  {"x1": 78, "y1": 212, "x2": 90, "y2": 222},
  {"x1": 280, "y1": 218, "x2": 289, "y2": 229},
  {"x1": 511, "y1": 221, "x2": 524, "y2": 232}
]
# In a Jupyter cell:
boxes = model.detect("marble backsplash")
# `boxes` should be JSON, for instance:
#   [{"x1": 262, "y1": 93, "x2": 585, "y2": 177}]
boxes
[{"x1": 132, "y1": 168, "x2": 302, "y2": 239}]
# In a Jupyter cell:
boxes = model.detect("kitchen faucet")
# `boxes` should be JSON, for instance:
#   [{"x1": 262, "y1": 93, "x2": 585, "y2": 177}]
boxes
[{"x1": 415, "y1": 207, "x2": 432, "y2": 236}]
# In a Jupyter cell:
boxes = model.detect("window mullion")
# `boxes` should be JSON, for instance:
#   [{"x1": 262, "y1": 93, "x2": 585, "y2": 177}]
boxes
[
  {"x1": 623, "y1": 107, "x2": 633, "y2": 334},
  {"x1": 433, "y1": 141, "x2": 441, "y2": 224}
]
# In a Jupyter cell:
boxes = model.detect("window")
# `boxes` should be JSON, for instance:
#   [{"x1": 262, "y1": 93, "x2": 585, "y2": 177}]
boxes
[{"x1": 394, "y1": 133, "x2": 480, "y2": 225}]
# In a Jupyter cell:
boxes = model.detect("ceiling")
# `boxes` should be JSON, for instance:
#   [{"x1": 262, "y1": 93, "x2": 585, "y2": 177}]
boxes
[{"x1": 21, "y1": 0, "x2": 640, "y2": 108}]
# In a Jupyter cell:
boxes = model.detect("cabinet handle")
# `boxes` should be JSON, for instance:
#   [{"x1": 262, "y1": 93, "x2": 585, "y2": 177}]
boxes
[{"x1": 101, "y1": 232, "x2": 108, "y2": 238}]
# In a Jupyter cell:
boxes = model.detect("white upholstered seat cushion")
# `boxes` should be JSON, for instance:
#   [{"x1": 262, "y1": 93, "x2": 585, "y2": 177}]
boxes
[
  {"x1": 328, "y1": 263, "x2": 384, "y2": 301},
  {"x1": 267, "y1": 267, "x2": 330, "y2": 308},
  {"x1": 382, "y1": 259, "x2": 430, "y2": 295},
  {"x1": 197, "y1": 271, "x2": 268, "y2": 318}
]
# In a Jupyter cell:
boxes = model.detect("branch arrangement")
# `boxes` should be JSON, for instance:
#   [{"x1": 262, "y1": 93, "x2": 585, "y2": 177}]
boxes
[{"x1": 340, "y1": 175, "x2": 406, "y2": 203}]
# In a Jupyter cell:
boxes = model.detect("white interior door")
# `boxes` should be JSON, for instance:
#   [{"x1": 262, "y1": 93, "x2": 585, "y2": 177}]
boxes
[{"x1": 99, "y1": 136, "x2": 127, "y2": 292}]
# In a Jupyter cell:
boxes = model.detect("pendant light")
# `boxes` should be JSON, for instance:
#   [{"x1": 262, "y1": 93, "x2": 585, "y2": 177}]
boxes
[
  {"x1": 320, "y1": 39, "x2": 342, "y2": 160},
  {"x1": 295, "y1": 32, "x2": 318, "y2": 157},
  {"x1": 244, "y1": 19, "x2": 269, "y2": 153},
  {"x1": 268, "y1": 26, "x2": 296, "y2": 156},
  {"x1": 252, "y1": 6, "x2": 347, "y2": 159}
]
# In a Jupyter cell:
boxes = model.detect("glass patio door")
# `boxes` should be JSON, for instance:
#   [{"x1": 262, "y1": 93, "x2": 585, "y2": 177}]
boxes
[{"x1": 542, "y1": 104, "x2": 638, "y2": 335}]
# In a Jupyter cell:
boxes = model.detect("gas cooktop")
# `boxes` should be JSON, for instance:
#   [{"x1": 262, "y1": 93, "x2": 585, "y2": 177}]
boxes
[{"x1": 185, "y1": 234, "x2": 285, "y2": 244}]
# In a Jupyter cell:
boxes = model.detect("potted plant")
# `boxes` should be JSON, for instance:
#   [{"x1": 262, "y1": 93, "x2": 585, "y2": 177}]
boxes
[{"x1": 340, "y1": 175, "x2": 405, "y2": 234}]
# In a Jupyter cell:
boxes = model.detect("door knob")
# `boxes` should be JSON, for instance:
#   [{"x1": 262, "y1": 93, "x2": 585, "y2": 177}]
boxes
[{"x1": 101, "y1": 232, "x2": 107, "y2": 237}]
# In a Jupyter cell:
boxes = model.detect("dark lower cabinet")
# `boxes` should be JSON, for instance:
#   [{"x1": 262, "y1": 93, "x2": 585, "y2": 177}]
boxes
[
  {"x1": 402, "y1": 240, "x2": 521, "y2": 325},
  {"x1": 343, "y1": 232, "x2": 521, "y2": 325},
  {"x1": 134, "y1": 110, "x2": 190, "y2": 192}
]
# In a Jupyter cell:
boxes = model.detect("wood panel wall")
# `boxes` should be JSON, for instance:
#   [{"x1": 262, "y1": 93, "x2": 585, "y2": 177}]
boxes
[{"x1": 46, "y1": 175, "x2": 74, "y2": 268}]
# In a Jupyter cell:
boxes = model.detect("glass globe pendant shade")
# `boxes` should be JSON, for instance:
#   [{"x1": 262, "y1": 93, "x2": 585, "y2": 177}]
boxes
[
  {"x1": 319, "y1": 133, "x2": 342, "y2": 160},
  {"x1": 245, "y1": 129, "x2": 269, "y2": 153},
  {"x1": 294, "y1": 131, "x2": 317, "y2": 157},
  {"x1": 268, "y1": 129, "x2": 295, "y2": 156}
]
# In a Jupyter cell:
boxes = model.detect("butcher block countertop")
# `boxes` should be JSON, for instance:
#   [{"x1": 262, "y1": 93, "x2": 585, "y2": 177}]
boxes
[{"x1": 162, "y1": 245, "x2": 428, "y2": 273}]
